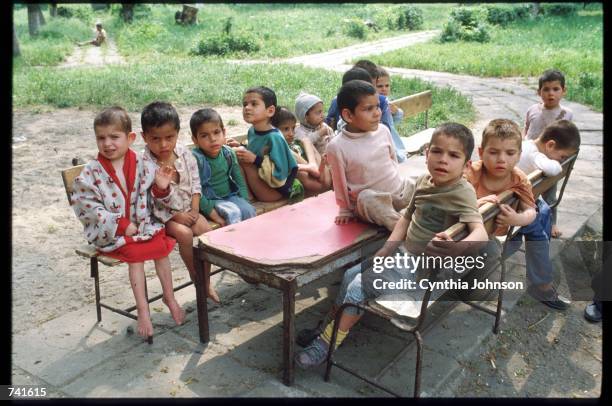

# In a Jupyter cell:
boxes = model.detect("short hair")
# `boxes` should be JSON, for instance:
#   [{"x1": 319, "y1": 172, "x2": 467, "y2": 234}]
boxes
[
  {"x1": 342, "y1": 67, "x2": 372, "y2": 85},
  {"x1": 141, "y1": 101, "x2": 180, "y2": 133},
  {"x1": 96, "y1": 22, "x2": 103, "y2": 28},
  {"x1": 353, "y1": 59, "x2": 380, "y2": 80},
  {"x1": 272, "y1": 106, "x2": 297, "y2": 128},
  {"x1": 539, "y1": 69, "x2": 566, "y2": 89},
  {"x1": 337, "y1": 80, "x2": 377, "y2": 118},
  {"x1": 376, "y1": 66, "x2": 390, "y2": 79},
  {"x1": 189, "y1": 108, "x2": 224, "y2": 136},
  {"x1": 94, "y1": 106, "x2": 132, "y2": 133},
  {"x1": 539, "y1": 119, "x2": 580, "y2": 151},
  {"x1": 481, "y1": 119, "x2": 522, "y2": 150},
  {"x1": 430, "y1": 122, "x2": 474, "y2": 162},
  {"x1": 244, "y1": 86, "x2": 278, "y2": 123}
]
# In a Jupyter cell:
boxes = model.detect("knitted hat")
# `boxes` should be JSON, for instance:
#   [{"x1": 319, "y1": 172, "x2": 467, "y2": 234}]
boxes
[{"x1": 294, "y1": 92, "x2": 322, "y2": 125}]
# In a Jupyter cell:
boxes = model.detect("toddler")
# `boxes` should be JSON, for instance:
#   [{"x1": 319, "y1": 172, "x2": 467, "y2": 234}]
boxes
[
  {"x1": 140, "y1": 101, "x2": 219, "y2": 304},
  {"x1": 71, "y1": 106, "x2": 185, "y2": 339},
  {"x1": 294, "y1": 92, "x2": 335, "y2": 160},
  {"x1": 376, "y1": 66, "x2": 404, "y2": 126}
]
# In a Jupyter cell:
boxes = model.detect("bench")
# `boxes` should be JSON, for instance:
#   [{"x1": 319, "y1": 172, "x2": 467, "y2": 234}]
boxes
[
  {"x1": 323, "y1": 152, "x2": 579, "y2": 397},
  {"x1": 389, "y1": 90, "x2": 435, "y2": 156}
]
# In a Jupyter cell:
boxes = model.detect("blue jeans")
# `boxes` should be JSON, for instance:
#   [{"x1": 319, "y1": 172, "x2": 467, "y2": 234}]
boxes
[
  {"x1": 503, "y1": 197, "x2": 553, "y2": 286},
  {"x1": 214, "y1": 195, "x2": 256, "y2": 225}
]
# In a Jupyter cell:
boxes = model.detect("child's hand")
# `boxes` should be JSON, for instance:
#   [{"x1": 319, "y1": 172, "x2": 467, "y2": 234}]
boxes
[
  {"x1": 172, "y1": 212, "x2": 195, "y2": 227},
  {"x1": 321, "y1": 153, "x2": 328, "y2": 167},
  {"x1": 495, "y1": 204, "x2": 520, "y2": 227},
  {"x1": 187, "y1": 209, "x2": 199, "y2": 224},
  {"x1": 425, "y1": 232, "x2": 458, "y2": 257},
  {"x1": 209, "y1": 209, "x2": 226, "y2": 227},
  {"x1": 125, "y1": 222, "x2": 138, "y2": 237},
  {"x1": 335, "y1": 215, "x2": 353, "y2": 225},
  {"x1": 390, "y1": 104, "x2": 398, "y2": 114},
  {"x1": 155, "y1": 165, "x2": 175, "y2": 190},
  {"x1": 477, "y1": 194, "x2": 499, "y2": 207},
  {"x1": 226, "y1": 138, "x2": 241, "y2": 148},
  {"x1": 236, "y1": 149, "x2": 257, "y2": 164}
]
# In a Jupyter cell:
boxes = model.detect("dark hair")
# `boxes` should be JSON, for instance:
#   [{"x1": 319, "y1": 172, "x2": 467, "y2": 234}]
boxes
[
  {"x1": 141, "y1": 101, "x2": 180, "y2": 133},
  {"x1": 538, "y1": 69, "x2": 566, "y2": 89},
  {"x1": 244, "y1": 86, "x2": 278, "y2": 123},
  {"x1": 272, "y1": 106, "x2": 297, "y2": 128},
  {"x1": 342, "y1": 67, "x2": 372, "y2": 85},
  {"x1": 337, "y1": 80, "x2": 377, "y2": 119},
  {"x1": 430, "y1": 122, "x2": 474, "y2": 162},
  {"x1": 94, "y1": 106, "x2": 132, "y2": 133},
  {"x1": 353, "y1": 59, "x2": 380, "y2": 80},
  {"x1": 376, "y1": 66, "x2": 390, "y2": 78},
  {"x1": 189, "y1": 108, "x2": 224, "y2": 136},
  {"x1": 481, "y1": 118, "x2": 522, "y2": 151},
  {"x1": 539, "y1": 119, "x2": 580, "y2": 151}
]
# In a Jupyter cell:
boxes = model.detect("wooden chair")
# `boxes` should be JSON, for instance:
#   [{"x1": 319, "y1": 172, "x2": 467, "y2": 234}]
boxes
[{"x1": 390, "y1": 90, "x2": 434, "y2": 156}]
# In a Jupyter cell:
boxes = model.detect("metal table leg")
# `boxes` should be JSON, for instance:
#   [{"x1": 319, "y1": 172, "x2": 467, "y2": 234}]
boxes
[
  {"x1": 282, "y1": 281, "x2": 296, "y2": 385},
  {"x1": 193, "y1": 244, "x2": 209, "y2": 343}
]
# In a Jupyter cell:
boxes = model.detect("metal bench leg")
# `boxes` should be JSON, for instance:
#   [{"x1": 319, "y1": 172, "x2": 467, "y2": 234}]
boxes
[
  {"x1": 494, "y1": 259, "x2": 506, "y2": 334},
  {"x1": 282, "y1": 282, "x2": 296, "y2": 386},
  {"x1": 324, "y1": 303, "x2": 346, "y2": 382},
  {"x1": 413, "y1": 330, "x2": 423, "y2": 398},
  {"x1": 90, "y1": 257, "x2": 102, "y2": 323},
  {"x1": 193, "y1": 245, "x2": 209, "y2": 343}
]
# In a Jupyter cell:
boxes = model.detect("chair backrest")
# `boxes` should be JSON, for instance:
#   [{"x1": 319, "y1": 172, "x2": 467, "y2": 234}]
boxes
[
  {"x1": 61, "y1": 165, "x2": 86, "y2": 204},
  {"x1": 389, "y1": 90, "x2": 432, "y2": 120}
]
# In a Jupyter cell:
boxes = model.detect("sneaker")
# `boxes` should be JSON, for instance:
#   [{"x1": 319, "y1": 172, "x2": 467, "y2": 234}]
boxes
[
  {"x1": 584, "y1": 301, "x2": 602, "y2": 323},
  {"x1": 297, "y1": 324, "x2": 322, "y2": 348},
  {"x1": 527, "y1": 285, "x2": 570, "y2": 311},
  {"x1": 295, "y1": 337, "x2": 330, "y2": 369}
]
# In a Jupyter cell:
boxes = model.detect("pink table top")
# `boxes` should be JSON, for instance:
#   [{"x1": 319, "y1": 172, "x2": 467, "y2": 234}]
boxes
[{"x1": 198, "y1": 191, "x2": 384, "y2": 267}]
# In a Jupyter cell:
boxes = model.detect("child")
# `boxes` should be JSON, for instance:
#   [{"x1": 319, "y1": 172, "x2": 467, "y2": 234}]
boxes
[
  {"x1": 272, "y1": 106, "x2": 331, "y2": 194},
  {"x1": 325, "y1": 63, "x2": 407, "y2": 162},
  {"x1": 466, "y1": 118, "x2": 570, "y2": 310},
  {"x1": 376, "y1": 66, "x2": 404, "y2": 126},
  {"x1": 71, "y1": 106, "x2": 185, "y2": 340},
  {"x1": 294, "y1": 92, "x2": 335, "y2": 160},
  {"x1": 520, "y1": 119, "x2": 580, "y2": 238},
  {"x1": 296, "y1": 122, "x2": 487, "y2": 368},
  {"x1": 140, "y1": 101, "x2": 219, "y2": 304},
  {"x1": 77, "y1": 21, "x2": 107, "y2": 46},
  {"x1": 189, "y1": 108, "x2": 256, "y2": 226},
  {"x1": 235, "y1": 86, "x2": 304, "y2": 203},
  {"x1": 326, "y1": 79, "x2": 415, "y2": 232},
  {"x1": 524, "y1": 69, "x2": 573, "y2": 140}
]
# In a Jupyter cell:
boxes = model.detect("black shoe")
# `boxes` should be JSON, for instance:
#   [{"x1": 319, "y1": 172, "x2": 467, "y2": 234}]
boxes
[
  {"x1": 584, "y1": 301, "x2": 602, "y2": 323},
  {"x1": 527, "y1": 285, "x2": 570, "y2": 311},
  {"x1": 297, "y1": 320, "x2": 324, "y2": 348}
]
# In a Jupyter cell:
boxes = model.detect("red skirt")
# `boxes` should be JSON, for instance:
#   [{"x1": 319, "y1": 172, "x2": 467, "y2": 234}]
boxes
[{"x1": 102, "y1": 229, "x2": 176, "y2": 263}]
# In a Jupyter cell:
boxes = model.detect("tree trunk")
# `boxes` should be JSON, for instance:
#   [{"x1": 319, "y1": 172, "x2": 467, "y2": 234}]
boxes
[
  {"x1": 50, "y1": 3, "x2": 57, "y2": 17},
  {"x1": 531, "y1": 3, "x2": 540, "y2": 16},
  {"x1": 121, "y1": 3, "x2": 134, "y2": 23},
  {"x1": 36, "y1": 5, "x2": 46, "y2": 26},
  {"x1": 27, "y1": 5, "x2": 41, "y2": 36},
  {"x1": 13, "y1": 26, "x2": 20, "y2": 57}
]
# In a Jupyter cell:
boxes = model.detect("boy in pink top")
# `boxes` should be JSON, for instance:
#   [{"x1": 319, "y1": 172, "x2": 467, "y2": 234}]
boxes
[{"x1": 326, "y1": 80, "x2": 415, "y2": 232}]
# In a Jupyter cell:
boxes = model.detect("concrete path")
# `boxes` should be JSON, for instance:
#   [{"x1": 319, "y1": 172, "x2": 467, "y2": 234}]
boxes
[{"x1": 12, "y1": 31, "x2": 602, "y2": 398}]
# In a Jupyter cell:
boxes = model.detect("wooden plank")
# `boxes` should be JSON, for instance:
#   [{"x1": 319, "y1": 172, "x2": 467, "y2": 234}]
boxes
[
  {"x1": 61, "y1": 165, "x2": 85, "y2": 203},
  {"x1": 390, "y1": 90, "x2": 432, "y2": 119}
]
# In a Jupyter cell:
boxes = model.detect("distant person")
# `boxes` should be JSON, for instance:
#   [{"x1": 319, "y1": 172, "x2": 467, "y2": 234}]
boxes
[
  {"x1": 77, "y1": 22, "x2": 107, "y2": 46},
  {"x1": 376, "y1": 66, "x2": 404, "y2": 126}
]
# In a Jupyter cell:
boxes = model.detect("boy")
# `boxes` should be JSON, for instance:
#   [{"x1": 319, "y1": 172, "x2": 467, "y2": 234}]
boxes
[
  {"x1": 296, "y1": 122, "x2": 487, "y2": 368},
  {"x1": 376, "y1": 66, "x2": 404, "y2": 126},
  {"x1": 77, "y1": 21, "x2": 107, "y2": 47},
  {"x1": 519, "y1": 119, "x2": 580, "y2": 238},
  {"x1": 71, "y1": 106, "x2": 185, "y2": 339},
  {"x1": 467, "y1": 119, "x2": 570, "y2": 310},
  {"x1": 524, "y1": 69, "x2": 573, "y2": 140},
  {"x1": 326, "y1": 79, "x2": 415, "y2": 232}
]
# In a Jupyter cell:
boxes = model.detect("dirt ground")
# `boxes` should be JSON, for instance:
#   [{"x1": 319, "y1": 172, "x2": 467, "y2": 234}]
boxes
[{"x1": 11, "y1": 106, "x2": 247, "y2": 335}]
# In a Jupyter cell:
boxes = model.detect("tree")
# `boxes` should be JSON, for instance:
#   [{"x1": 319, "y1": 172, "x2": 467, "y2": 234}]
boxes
[
  {"x1": 121, "y1": 3, "x2": 134, "y2": 23},
  {"x1": 27, "y1": 4, "x2": 42, "y2": 36},
  {"x1": 36, "y1": 5, "x2": 46, "y2": 26},
  {"x1": 531, "y1": 3, "x2": 540, "y2": 16},
  {"x1": 13, "y1": 26, "x2": 20, "y2": 57},
  {"x1": 50, "y1": 2, "x2": 57, "y2": 17}
]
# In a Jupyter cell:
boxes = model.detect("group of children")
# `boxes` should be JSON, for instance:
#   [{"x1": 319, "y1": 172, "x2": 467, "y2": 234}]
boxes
[{"x1": 71, "y1": 65, "x2": 580, "y2": 356}]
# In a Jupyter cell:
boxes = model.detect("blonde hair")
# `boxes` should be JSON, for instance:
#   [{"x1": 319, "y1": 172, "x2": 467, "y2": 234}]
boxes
[{"x1": 481, "y1": 119, "x2": 522, "y2": 150}]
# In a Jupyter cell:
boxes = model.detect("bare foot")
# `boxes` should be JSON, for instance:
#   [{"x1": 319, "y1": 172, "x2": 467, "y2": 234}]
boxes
[
  {"x1": 208, "y1": 287, "x2": 221, "y2": 304},
  {"x1": 163, "y1": 297, "x2": 186, "y2": 325},
  {"x1": 136, "y1": 310, "x2": 154, "y2": 339},
  {"x1": 551, "y1": 225, "x2": 562, "y2": 238}
]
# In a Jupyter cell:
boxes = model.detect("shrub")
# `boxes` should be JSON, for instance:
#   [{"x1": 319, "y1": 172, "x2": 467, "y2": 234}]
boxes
[
  {"x1": 485, "y1": 4, "x2": 531, "y2": 26},
  {"x1": 344, "y1": 18, "x2": 367, "y2": 39},
  {"x1": 396, "y1": 6, "x2": 424, "y2": 30},
  {"x1": 56, "y1": 6, "x2": 73, "y2": 18},
  {"x1": 440, "y1": 7, "x2": 491, "y2": 43},
  {"x1": 540, "y1": 3, "x2": 578, "y2": 16},
  {"x1": 193, "y1": 33, "x2": 260, "y2": 56}
]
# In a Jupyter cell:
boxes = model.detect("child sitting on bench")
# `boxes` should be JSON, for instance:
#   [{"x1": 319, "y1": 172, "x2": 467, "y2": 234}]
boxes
[
  {"x1": 140, "y1": 101, "x2": 219, "y2": 304},
  {"x1": 296, "y1": 122, "x2": 487, "y2": 368},
  {"x1": 71, "y1": 106, "x2": 185, "y2": 340},
  {"x1": 235, "y1": 86, "x2": 304, "y2": 203},
  {"x1": 294, "y1": 92, "x2": 335, "y2": 161}
]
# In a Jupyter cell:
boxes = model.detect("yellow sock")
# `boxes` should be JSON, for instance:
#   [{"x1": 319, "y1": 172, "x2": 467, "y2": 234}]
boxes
[{"x1": 320, "y1": 321, "x2": 348, "y2": 347}]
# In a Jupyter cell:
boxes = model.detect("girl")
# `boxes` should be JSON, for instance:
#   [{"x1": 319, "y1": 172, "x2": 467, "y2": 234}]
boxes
[{"x1": 140, "y1": 101, "x2": 220, "y2": 304}]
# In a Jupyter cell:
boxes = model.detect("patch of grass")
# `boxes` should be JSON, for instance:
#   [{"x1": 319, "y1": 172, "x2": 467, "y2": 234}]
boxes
[
  {"x1": 13, "y1": 59, "x2": 475, "y2": 133},
  {"x1": 369, "y1": 8, "x2": 602, "y2": 111}
]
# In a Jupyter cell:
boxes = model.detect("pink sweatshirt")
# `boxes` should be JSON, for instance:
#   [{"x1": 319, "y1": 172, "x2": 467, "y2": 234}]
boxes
[{"x1": 326, "y1": 125, "x2": 403, "y2": 217}]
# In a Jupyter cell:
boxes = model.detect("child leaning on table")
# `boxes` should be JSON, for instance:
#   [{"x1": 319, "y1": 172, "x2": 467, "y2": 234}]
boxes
[
  {"x1": 466, "y1": 118, "x2": 571, "y2": 311},
  {"x1": 140, "y1": 101, "x2": 219, "y2": 304},
  {"x1": 296, "y1": 122, "x2": 487, "y2": 368},
  {"x1": 71, "y1": 106, "x2": 186, "y2": 340},
  {"x1": 189, "y1": 107, "x2": 256, "y2": 226},
  {"x1": 234, "y1": 86, "x2": 303, "y2": 203},
  {"x1": 326, "y1": 79, "x2": 415, "y2": 232}
]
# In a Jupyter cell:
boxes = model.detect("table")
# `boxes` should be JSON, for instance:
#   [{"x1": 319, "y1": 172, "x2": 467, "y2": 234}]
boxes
[{"x1": 192, "y1": 191, "x2": 388, "y2": 385}]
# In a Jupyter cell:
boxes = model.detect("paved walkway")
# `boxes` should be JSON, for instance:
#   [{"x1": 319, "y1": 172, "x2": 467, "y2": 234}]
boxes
[{"x1": 12, "y1": 31, "x2": 602, "y2": 398}]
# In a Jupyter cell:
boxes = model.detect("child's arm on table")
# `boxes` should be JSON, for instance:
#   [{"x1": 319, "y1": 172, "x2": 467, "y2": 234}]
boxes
[{"x1": 326, "y1": 146, "x2": 353, "y2": 224}]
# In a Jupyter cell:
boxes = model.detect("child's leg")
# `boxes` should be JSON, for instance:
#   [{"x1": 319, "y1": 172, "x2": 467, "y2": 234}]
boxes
[
  {"x1": 300, "y1": 137, "x2": 322, "y2": 167},
  {"x1": 542, "y1": 185, "x2": 560, "y2": 237},
  {"x1": 225, "y1": 195, "x2": 256, "y2": 220},
  {"x1": 356, "y1": 189, "x2": 400, "y2": 231},
  {"x1": 127, "y1": 262, "x2": 154, "y2": 338},
  {"x1": 296, "y1": 171, "x2": 324, "y2": 196},
  {"x1": 240, "y1": 162, "x2": 284, "y2": 202},
  {"x1": 153, "y1": 256, "x2": 185, "y2": 325},
  {"x1": 191, "y1": 214, "x2": 220, "y2": 303}
]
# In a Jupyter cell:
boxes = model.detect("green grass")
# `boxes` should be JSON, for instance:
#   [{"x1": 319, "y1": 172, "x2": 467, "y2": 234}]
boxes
[
  {"x1": 368, "y1": 8, "x2": 603, "y2": 111},
  {"x1": 12, "y1": 59, "x2": 475, "y2": 135}
]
